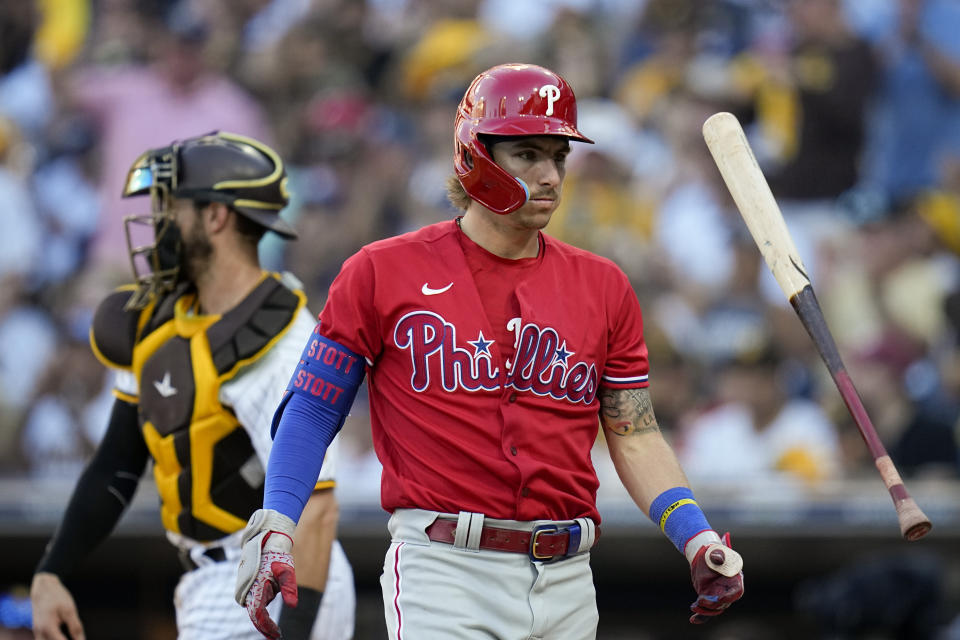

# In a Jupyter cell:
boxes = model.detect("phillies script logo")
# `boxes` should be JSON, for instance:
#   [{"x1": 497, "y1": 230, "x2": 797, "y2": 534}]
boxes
[{"x1": 393, "y1": 311, "x2": 598, "y2": 404}]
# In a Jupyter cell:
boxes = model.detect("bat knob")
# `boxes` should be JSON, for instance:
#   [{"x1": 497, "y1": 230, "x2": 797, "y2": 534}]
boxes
[
  {"x1": 709, "y1": 549, "x2": 726, "y2": 565},
  {"x1": 703, "y1": 543, "x2": 743, "y2": 577},
  {"x1": 895, "y1": 495, "x2": 933, "y2": 541},
  {"x1": 904, "y1": 520, "x2": 933, "y2": 541}
]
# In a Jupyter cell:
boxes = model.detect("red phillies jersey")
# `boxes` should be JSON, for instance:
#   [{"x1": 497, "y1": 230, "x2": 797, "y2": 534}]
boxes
[{"x1": 319, "y1": 220, "x2": 649, "y2": 523}]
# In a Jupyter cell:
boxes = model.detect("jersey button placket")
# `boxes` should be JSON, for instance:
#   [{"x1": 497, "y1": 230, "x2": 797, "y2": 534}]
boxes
[{"x1": 510, "y1": 446, "x2": 518, "y2": 456}]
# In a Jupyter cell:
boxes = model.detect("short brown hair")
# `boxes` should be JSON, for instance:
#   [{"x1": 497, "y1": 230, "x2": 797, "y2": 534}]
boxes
[{"x1": 446, "y1": 174, "x2": 470, "y2": 211}]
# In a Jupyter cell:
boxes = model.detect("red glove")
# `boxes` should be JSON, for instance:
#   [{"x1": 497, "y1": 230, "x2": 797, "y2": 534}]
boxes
[
  {"x1": 689, "y1": 532, "x2": 744, "y2": 624},
  {"x1": 235, "y1": 509, "x2": 299, "y2": 639}
]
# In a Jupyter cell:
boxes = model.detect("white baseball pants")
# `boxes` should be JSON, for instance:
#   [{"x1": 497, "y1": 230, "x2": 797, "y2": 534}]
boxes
[{"x1": 381, "y1": 509, "x2": 598, "y2": 640}]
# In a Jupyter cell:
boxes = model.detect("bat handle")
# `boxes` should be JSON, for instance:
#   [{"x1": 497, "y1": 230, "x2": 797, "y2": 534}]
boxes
[
  {"x1": 791, "y1": 288, "x2": 933, "y2": 541},
  {"x1": 875, "y1": 455, "x2": 933, "y2": 541},
  {"x1": 832, "y1": 369, "x2": 933, "y2": 540},
  {"x1": 830, "y1": 366, "x2": 933, "y2": 541},
  {"x1": 831, "y1": 364, "x2": 933, "y2": 542}
]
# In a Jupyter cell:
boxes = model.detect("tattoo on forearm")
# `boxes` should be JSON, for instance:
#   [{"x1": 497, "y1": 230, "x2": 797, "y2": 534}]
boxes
[{"x1": 600, "y1": 388, "x2": 659, "y2": 437}]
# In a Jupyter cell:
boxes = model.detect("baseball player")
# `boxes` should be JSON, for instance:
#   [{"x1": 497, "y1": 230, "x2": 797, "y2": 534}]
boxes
[
  {"x1": 29, "y1": 132, "x2": 355, "y2": 640},
  {"x1": 236, "y1": 64, "x2": 744, "y2": 639}
]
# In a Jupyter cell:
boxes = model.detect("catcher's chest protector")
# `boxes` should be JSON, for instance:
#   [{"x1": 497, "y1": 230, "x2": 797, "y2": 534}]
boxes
[{"x1": 95, "y1": 275, "x2": 304, "y2": 541}]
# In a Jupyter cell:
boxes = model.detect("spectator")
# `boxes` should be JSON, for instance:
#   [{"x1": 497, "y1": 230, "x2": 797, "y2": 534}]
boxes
[
  {"x1": 862, "y1": 0, "x2": 960, "y2": 203},
  {"x1": 19, "y1": 339, "x2": 105, "y2": 479},
  {"x1": 767, "y1": 0, "x2": 879, "y2": 202},
  {"x1": 677, "y1": 331, "x2": 844, "y2": 488},
  {"x1": 0, "y1": 1, "x2": 53, "y2": 140}
]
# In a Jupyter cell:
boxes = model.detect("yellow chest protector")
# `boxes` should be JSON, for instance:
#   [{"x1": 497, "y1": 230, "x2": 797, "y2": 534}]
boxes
[{"x1": 91, "y1": 273, "x2": 305, "y2": 541}]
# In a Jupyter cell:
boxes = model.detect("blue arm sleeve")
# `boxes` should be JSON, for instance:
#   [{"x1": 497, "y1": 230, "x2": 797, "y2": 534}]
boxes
[
  {"x1": 264, "y1": 393, "x2": 342, "y2": 522},
  {"x1": 263, "y1": 329, "x2": 365, "y2": 523}
]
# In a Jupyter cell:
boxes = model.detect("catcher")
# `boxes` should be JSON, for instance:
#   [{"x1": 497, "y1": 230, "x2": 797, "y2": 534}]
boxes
[{"x1": 30, "y1": 131, "x2": 355, "y2": 640}]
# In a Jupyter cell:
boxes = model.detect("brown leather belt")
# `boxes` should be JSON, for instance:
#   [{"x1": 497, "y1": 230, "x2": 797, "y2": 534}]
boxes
[{"x1": 425, "y1": 519, "x2": 600, "y2": 562}]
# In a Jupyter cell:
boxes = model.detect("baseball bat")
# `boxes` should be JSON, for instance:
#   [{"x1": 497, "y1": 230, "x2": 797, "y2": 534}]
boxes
[{"x1": 702, "y1": 112, "x2": 932, "y2": 541}]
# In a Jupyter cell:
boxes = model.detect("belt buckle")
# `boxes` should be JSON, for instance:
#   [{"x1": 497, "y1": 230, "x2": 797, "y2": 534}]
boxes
[{"x1": 529, "y1": 524, "x2": 559, "y2": 562}]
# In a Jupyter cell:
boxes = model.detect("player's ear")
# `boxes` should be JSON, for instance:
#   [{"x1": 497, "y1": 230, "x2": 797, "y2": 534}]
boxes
[{"x1": 206, "y1": 202, "x2": 231, "y2": 233}]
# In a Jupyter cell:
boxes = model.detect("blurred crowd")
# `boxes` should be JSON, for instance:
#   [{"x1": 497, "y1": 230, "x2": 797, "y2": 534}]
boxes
[{"x1": 1, "y1": 0, "x2": 960, "y2": 501}]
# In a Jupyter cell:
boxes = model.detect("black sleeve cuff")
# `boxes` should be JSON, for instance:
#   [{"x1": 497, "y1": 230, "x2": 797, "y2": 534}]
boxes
[{"x1": 279, "y1": 585, "x2": 324, "y2": 640}]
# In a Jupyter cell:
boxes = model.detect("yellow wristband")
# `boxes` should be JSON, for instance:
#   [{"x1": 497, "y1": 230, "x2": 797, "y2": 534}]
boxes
[{"x1": 658, "y1": 498, "x2": 697, "y2": 532}]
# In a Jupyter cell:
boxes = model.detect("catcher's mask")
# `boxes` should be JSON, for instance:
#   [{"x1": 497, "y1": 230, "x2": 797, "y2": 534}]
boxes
[
  {"x1": 121, "y1": 131, "x2": 295, "y2": 309},
  {"x1": 454, "y1": 63, "x2": 593, "y2": 215}
]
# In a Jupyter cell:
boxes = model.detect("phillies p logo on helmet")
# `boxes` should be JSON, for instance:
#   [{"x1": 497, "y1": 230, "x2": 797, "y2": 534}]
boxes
[
  {"x1": 453, "y1": 63, "x2": 594, "y2": 215},
  {"x1": 538, "y1": 85, "x2": 561, "y2": 116}
]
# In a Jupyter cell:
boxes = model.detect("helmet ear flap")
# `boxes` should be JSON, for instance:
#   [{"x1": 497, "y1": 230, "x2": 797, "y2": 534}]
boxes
[
  {"x1": 460, "y1": 144, "x2": 529, "y2": 215},
  {"x1": 454, "y1": 119, "x2": 529, "y2": 214}
]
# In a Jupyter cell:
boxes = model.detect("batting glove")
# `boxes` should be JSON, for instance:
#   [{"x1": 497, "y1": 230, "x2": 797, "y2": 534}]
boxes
[
  {"x1": 235, "y1": 509, "x2": 298, "y2": 639},
  {"x1": 688, "y1": 532, "x2": 744, "y2": 624}
]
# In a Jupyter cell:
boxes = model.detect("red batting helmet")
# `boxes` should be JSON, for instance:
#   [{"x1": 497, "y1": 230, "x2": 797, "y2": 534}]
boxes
[{"x1": 454, "y1": 63, "x2": 594, "y2": 215}]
